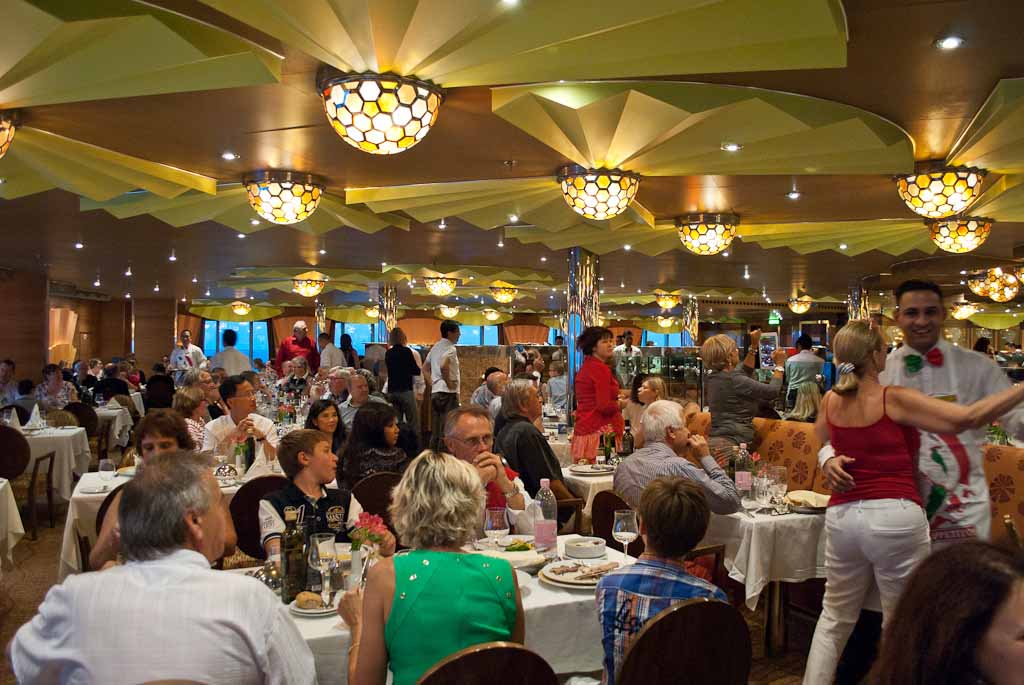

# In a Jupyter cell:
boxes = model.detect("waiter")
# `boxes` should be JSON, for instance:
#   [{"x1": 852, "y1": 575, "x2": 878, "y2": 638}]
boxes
[
  {"x1": 819, "y1": 279, "x2": 1024, "y2": 683},
  {"x1": 169, "y1": 329, "x2": 207, "y2": 383}
]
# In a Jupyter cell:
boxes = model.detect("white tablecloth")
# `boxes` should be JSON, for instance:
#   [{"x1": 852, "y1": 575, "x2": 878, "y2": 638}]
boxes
[
  {"x1": 549, "y1": 435, "x2": 572, "y2": 466},
  {"x1": 701, "y1": 510, "x2": 827, "y2": 610},
  {"x1": 96, "y1": 406, "x2": 133, "y2": 448},
  {"x1": 24, "y1": 427, "x2": 91, "y2": 501},
  {"x1": 562, "y1": 466, "x2": 615, "y2": 531},
  {"x1": 0, "y1": 478, "x2": 24, "y2": 574},
  {"x1": 255, "y1": 535, "x2": 621, "y2": 684},
  {"x1": 130, "y1": 392, "x2": 144, "y2": 415}
]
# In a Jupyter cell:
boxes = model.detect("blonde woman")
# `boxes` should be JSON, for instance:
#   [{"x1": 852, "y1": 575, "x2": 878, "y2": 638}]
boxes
[
  {"x1": 701, "y1": 332, "x2": 786, "y2": 463},
  {"x1": 172, "y1": 386, "x2": 208, "y2": 447},
  {"x1": 621, "y1": 375, "x2": 687, "y2": 448},
  {"x1": 338, "y1": 451, "x2": 524, "y2": 685},
  {"x1": 803, "y1": 321, "x2": 1024, "y2": 684},
  {"x1": 785, "y1": 382, "x2": 822, "y2": 423}
]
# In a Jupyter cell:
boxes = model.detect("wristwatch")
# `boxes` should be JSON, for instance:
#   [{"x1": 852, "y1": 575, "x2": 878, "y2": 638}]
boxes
[{"x1": 502, "y1": 483, "x2": 519, "y2": 498}]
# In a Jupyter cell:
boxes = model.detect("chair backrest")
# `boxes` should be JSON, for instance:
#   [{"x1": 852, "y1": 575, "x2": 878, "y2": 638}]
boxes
[
  {"x1": 418, "y1": 641, "x2": 558, "y2": 685},
  {"x1": 95, "y1": 481, "x2": 130, "y2": 536},
  {"x1": 351, "y1": 471, "x2": 403, "y2": 530},
  {"x1": 618, "y1": 598, "x2": 751, "y2": 685},
  {"x1": 112, "y1": 394, "x2": 140, "y2": 421},
  {"x1": 982, "y1": 444, "x2": 1024, "y2": 548},
  {"x1": 0, "y1": 425, "x2": 31, "y2": 480},
  {"x1": 47, "y1": 409, "x2": 79, "y2": 427},
  {"x1": 144, "y1": 375, "x2": 176, "y2": 410},
  {"x1": 591, "y1": 490, "x2": 645, "y2": 557},
  {"x1": 64, "y1": 402, "x2": 99, "y2": 437},
  {"x1": 1, "y1": 404, "x2": 29, "y2": 426},
  {"x1": 229, "y1": 475, "x2": 289, "y2": 559}
]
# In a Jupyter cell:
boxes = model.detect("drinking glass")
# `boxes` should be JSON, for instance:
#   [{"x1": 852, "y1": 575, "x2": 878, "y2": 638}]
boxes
[
  {"x1": 484, "y1": 507, "x2": 510, "y2": 547},
  {"x1": 98, "y1": 459, "x2": 115, "y2": 482},
  {"x1": 768, "y1": 465, "x2": 789, "y2": 513},
  {"x1": 308, "y1": 533, "x2": 337, "y2": 608},
  {"x1": 754, "y1": 474, "x2": 772, "y2": 510},
  {"x1": 612, "y1": 509, "x2": 639, "y2": 557}
]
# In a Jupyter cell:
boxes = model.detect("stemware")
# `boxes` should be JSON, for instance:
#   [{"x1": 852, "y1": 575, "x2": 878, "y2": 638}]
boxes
[
  {"x1": 484, "y1": 507, "x2": 510, "y2": 547},
  {"x1": 612, "y1": 509, "x2": 639, "y2": 557},
  {"x1": 768, "y1": 465, "x2": 789, "y2": 514},
  {"x1": 98, "y1": 459, "x2": 115, "y2": 482},
  {"x1": 308, "y1": 533, "x2": 337, "y2": 608}
]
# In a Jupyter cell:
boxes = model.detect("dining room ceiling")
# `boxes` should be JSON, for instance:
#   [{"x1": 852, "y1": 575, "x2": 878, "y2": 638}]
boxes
[{"x1": 4, "y1": 0, "x2": 1024, "y2": 322}]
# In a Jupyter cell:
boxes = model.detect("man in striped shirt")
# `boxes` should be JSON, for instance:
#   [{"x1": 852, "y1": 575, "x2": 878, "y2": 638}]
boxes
[
  {"x1": 613, "y1": 400, "x2": 740, "y2": 514},
  {"x1": 596, "y1": 477, "x2": 727, "y2": 685}
]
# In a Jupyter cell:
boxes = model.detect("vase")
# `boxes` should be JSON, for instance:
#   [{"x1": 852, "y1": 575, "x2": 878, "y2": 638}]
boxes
[{"x1": 348, "y1": 546, "x2": 363, "y2": 590}]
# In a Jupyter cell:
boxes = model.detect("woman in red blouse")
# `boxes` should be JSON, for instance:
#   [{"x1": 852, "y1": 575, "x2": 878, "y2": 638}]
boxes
[{"x1": 571, "y1": 326, "x2": 624, "y2": 463}]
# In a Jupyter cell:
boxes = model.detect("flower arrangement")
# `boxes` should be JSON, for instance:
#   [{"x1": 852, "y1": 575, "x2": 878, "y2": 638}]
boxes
[
  {"x1": 601, "y1": 431, "x2": 617, "y2": 459},
  {"x1": 349, "y1": 512, "x2": 388, "y2": 551}
]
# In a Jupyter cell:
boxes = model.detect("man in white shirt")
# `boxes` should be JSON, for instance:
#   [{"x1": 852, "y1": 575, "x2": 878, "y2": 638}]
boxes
[
  {"x1": 210, "y1": 328, "x2": 251, "y2": 376},
  {"x1": 613, "y1": 330, "x2": 643, "y2": 388},
  {"x1": 9, "y1": 451, "x2": 315, "y2": 684},
  {"x1": 784, "y1": 334, "x2": 825, "y2": 408},
  {"x1": 424, "y1": 320, "x2": 461, "y2": 450},
  {"x1": 203, "y1": 375, "x2": 280, "y2": 478},
  {"x1": 338, "y1": 372, "x2": 388, "y2": 431},
  {"x1": 318, "y1": 332, "x2": 345, "y2": 370},
  {"x1": 169, "y1": 329, "x2": 207, "y2": 383}
]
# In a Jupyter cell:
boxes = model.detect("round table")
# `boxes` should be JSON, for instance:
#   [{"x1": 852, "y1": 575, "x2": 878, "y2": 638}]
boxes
[
  {"x1": 0, "y1": 478, "x2": 25, "y2": 577},
  {"x1": 23, "y1": 426, "x2": 91, "y2": 501},
  {"x1": 561, "y1": 465, "x2": 615, "y2": 533},
  {"x1": 96, "y1": 406, "x2": 133, "y2": 448}
]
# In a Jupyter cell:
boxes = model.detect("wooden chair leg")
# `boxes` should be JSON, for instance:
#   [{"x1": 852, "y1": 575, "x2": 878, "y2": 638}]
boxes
[
  {"x1": 46, "y1": 453, "x2": 56, "y2": 528},
  {"x1": 77, "y1": 534, "x2": 92, "y2": 573},
  {"x1": 26, "y1": 458, "x2": 42, "y2": 541}
]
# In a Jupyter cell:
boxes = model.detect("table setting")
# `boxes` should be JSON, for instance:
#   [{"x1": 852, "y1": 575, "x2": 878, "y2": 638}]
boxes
[
  {"x1": 95, "y1": 403, "x2": 133, "y2": 448},
  {"x1": 0, "y1": 478, "x2": 24, "y2": 576}
]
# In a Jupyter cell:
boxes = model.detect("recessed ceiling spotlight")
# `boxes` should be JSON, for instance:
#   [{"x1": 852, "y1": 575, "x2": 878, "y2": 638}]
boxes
[
  {"x1": 935, "y1": 35, "x2": 965, "y2": 50},
  {"x1": 720, "y1": 142, "x2": 743, "y2": 152},
  {"x1": 623, "y1": 244, "x2": 632, "y2": 251},
  {"x1": 540, "y1": 256, "x2": 547, "y2": 262},
  {"x1": 743, "y1": 265, "x2": 750, "y2": 280},
  {"x1": 839, "y1": 243, "x2": 848, "y2": 250},
  {"x1": 0, "y1": 178, "x2": 6, "y2": 185},
  {"x1": 74, "y1": 241, "x2": 84, "y2": 249},
  {"x1": 319, "y1": 248, "x2": 327, "y2": 255},
  {"x1": 250, "y1": 219, "x2": 260, "y2": 226},
  {"x1": 501, "y1": 0, "x2": 519, "y2": 6},
  {"x1": 786, "y1": 190, "x2": 802, "y2": 200},
  {"x1": 960, "y1": 279, "x2": 966, "y2": 285},
  {"x1": 221, "y1": 151, "x2": 239, "y2": 161},
  {"x1": 959, "y1": 270, "x2": 967, "y2": 275},
  {"x1": 181, "y1": 296, "x2": 187, "y2": 302},
  {"x1": 237, "y1": 233, "x2": 246, "y2": 239},
  {"x1": 727, "y1": 296, "x2": 733, "y2": 300},
  {"x1": 205, "y1": 288, "x2": 211, "y2": 297},
  {"x1": 722, "y1": 251, "x2": 730, "y2": 258},
  {"x1": 93, "y1": 276, "x2": 101, "y2": 287},
  {"x1": 125, "y1": 292, "x2": 131, "y2": 299},
  {"x1": 438, "y1": 217, "x2": 447, "y2": 230},
  {"x1": 508, "y1": 213, "x2": 519, "y2": 223},
  {"x1": 381, "y1": 261, "x2": 387, "y2": 266},
  {"x1": 191, "y1": 274, "x2": 198, "y2": 283},
  {"x1": 636, "y1": 288, "x2": 642, "y2": 293},
  {"x1": 497, "y1": 237, "x2": 504, "y2": 248},
  {"x1": 153, "y1": 282, "x2": 160, "y2": 292},
  {"x1": 124, "y1": 265, "x2": 133, "y2": 277},
  {"x1": 620, "y1": 281, "x2": 625, "y2": 288},
  {"x1": 249, "y1": 295, "x2": 254, "y2": 301},
  {"x1": 168, "y1": 249, "x2": 177, "y2": 262}
]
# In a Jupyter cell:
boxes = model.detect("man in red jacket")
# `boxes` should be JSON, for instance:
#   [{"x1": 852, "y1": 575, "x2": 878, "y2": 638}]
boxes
[{"x1": 275, "y1": 321, "x2": 320, "y2": 373}]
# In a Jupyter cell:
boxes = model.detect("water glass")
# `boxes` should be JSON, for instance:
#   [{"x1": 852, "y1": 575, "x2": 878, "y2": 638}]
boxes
[
  {"x1": 612, "y1": 509, "x2": 639, "y2": 557},
  {"x1": 484, "y1": 507, "x2": 510, "y2": 546},
  {"x1": 98, "y1": 459, "x2": 115, "y2": 482},
  {"x1": 768, "y1": 465, "x2": 789, "y2": 514},
  {"x1": 308, "y1": 533, "x2": 337, "y2": 607}
]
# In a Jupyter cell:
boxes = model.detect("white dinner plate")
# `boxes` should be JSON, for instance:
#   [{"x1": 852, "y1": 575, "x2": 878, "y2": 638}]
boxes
[
  {"x1": 80, "y1": 484, "x2": 112, "y2": 495},
  {"x1": 288, "y1": 596, "x2": 338, "y2": 617},
  {"x1": 568, "y1": 464, "x2": 615, "y2": 476},
  {"x1": 538, "y1": 559, "x2": 619, "y2": 589},
  {"x1": 473, "y1": 535, "x2": 535, "y2": 551}
]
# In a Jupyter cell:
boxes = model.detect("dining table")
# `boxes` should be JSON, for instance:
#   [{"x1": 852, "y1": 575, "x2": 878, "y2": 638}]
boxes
[
  {"x1": 129, "y1": 391, "x2": 145, "y2": 416},
  {"x1": 560, "y1": 465, "x2": 615, "y2": 534},
  {"x1": 95, "y1": 405, "x2": 133, "y2": 448},
  {"x1": 700, "y1": 507, "x2": 827, "y2": 655},
  {"x1": 247, "y1": 534, "x2": 626, "y2": 685},
  {"x1": 0, "y1": 478, "x2": 25, "y2": 578},
  {"x1": 23, "y1": 426, "x2": 91, "y2": 501}
]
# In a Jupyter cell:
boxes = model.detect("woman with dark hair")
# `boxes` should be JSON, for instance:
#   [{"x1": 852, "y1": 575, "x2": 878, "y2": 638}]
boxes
[
  {"x1": 337, "y1": 402, "x2": 409, "y2": 494},
  {"x1": 871, "y1": 542, "x2": 1024, "y2": 685},
  {"x1": 305, "y1": 399, "x2": 346, "y2": 454},
  {"x1": 570, "y1": 326, "x2": 624, "y2": 463},
  {"x1": 974, "y1": 336, "x2": 993, "y2": 357},
  {"x1": 339, "y1": 333, "x2": 360, "y2": 368},
  {"x1": 35, "y1": 363, "x2": 79, "y2": 412}
]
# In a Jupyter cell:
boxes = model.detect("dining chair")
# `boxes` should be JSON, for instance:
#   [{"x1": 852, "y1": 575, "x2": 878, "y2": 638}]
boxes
[
  {"x1": 112, "y1": 394, "x2": 140, "y2": 423},
  {"x1": 47, "y1": 409, "x2": 79, "y2": 427},
  {"x1": 64, "y1": 401, "x2": 106, "y2": 464},
  {"x1": 618, "y1": 598, "x2": 751, "y2": 685},
  {"x1": 418, "y1": 641, "x2": 558, "y2": 685},
  {"x1": 555, "y1": 494, "x2": 585, "y2": 535},
  {"x1": 143, "y1": 374, "x2": 176, "y2": 410},
  {"x1": 351, "y1": 471, "x2": 403, "y2": 532},
  {"x1": 1005, "y1": 514, "x2": 1022, "y2": 549},
  {"x1": 95, "y1": 481, "x2": 130, "y2": 537},
  {"x1": 229, "y1": 475, "x2": 288, "y2": 560},
  {"x1": 0, "y1": 425, "x2": 54, "y2": 539}
]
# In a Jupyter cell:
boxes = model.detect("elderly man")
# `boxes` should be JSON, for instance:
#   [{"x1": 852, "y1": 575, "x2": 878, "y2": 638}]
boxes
[
  {"x1": 0, "y1": 359, "x2": 16, "y2": 405},
  {"x1": 203, "y1": 375, "x2": 279, "y2": 478},
  {"x1": 338, "y1": 371, "x2": 388, "y2": 431},
  {"x1": 275, "y1": 321, "x2": 320, "y2": 374},
  {"x1": 443, "y1": 405, "x2": 533, "y2": 531},
  {"x1": 614, "y1": 400, "x2": 740, "y2": 514},
  {"x1": 277, "y1": 355, "x2": 312, "y2": 396},
  {"x1": 470, "y1": 367, "x2": 504, "y2": 409},
  {"x1": 10, "y1": 451, "x2": 315, "y2": 684},
  {"x1": 320, "y1": 367, "x2": 350, "y2": 404},
  {"x1": 169, "y1": 329, "x2": 207, "y2": 382}
]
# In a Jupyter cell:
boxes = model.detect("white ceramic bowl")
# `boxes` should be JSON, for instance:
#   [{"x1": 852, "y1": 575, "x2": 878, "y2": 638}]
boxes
[{"x1": 564, "y1": 536, "x2": 607, "y2": 559}]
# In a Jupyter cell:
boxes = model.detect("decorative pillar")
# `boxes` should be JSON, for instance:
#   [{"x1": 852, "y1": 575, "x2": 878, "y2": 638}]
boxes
[
  {"x1": 376, "y1": 283, "x2": 398, "y2": 342},
  {"x1": 314, "y1": 301, "x2": 327, "y2": 340},
  {"x1": 566, "y1": 247, "x2": 600, "y2": 423},
  {"x1": 847, "y1": 283, "x2": 869, "y2": 322},
  {"x1": 683, "y1": 295, "x2": 700, "y2": 343}
]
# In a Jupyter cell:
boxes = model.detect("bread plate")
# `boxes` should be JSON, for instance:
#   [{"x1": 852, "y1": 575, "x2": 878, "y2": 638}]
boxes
[
  {"x1": 288, "y1": 594, "x2": 338, "y2": 617},
  {"x1": 568, "y1": 464, "x2": 615, "y2": 476}
]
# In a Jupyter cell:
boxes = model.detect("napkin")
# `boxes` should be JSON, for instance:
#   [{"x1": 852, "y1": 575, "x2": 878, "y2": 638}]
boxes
[
  {"x1": 5, "y1": 408, "x2": 21, "y2": 430},
  {"x1": 785, "y1": 490, "x2": 830, "y2": 508},
  {"x1": 105, "y1": 398, "x2": 121, "y2": 409},
  {"x1": 26, "y1": 404, "x2": 44, "y2": 428}
]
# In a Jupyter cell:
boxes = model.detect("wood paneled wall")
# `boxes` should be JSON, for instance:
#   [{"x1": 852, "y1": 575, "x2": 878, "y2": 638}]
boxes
[
  {"x1": 132, "y1": 298, "x2": 176, "y2": 375},
  {"x1": 0, "y1": 270, "x2": 48, "y2": 380},
  {"x1": 98, "y1": 300, "x2": 131, "y2": 362}
]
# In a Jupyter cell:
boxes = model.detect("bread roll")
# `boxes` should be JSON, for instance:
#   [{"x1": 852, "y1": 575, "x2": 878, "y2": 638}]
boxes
[{"x1": 295, "y1": 591, "x2": 324, "y2": 609}]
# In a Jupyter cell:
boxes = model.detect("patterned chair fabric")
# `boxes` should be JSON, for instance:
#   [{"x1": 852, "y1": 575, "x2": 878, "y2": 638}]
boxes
[{"x1": 981, "y1": 444, "x2": 1024, "y2": 548}]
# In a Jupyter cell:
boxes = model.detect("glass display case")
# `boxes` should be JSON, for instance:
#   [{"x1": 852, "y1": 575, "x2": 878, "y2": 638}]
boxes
[{"x1": 635, "y1": 347, "x2": 704, "y2": 406}]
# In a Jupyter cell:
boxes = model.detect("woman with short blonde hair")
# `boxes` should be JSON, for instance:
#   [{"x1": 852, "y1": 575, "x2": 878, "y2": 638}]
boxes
[
  {"x1": 172, "y1": 386, "x2": 208, "y2": 447},
  {"x1": 339, "y1": 450, "x2": 524, "y2": 685}
]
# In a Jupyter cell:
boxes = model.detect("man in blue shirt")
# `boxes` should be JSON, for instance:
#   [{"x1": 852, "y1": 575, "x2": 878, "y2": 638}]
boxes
[{"x1": 596, "y1": 477, "x2": 726, "y2": 685}]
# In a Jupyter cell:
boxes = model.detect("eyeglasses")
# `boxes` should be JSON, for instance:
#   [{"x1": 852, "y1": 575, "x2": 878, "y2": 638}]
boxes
[{"x1": 450, "y1": 434, "x2": 494, "y2": 448}]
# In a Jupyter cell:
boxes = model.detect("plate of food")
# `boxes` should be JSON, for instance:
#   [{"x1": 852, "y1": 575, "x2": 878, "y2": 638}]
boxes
[
  {"x1": 568, "y1": 463, "x2": 615, "y2": 476},
  {"x1": 538, "y1": 559, "x2": 620, "y2": 589},
  {"x1": 564, "y1": 536, "x2": 607, "y2": 559},
  {"x1": 288, "y1": 591, "x2": 338, "y2": 617},
  {"x1": 474, "y1": 535, "x2": 535, "y2": 552},
  {"x1": 116, "y1": 466, "x2": 136, "y2": 477},
  {"x1": 785, "y1": 490, "x2": 830, "y2": 514},
  {"x1": 216, "y1": 477, "x2": 239, "y2": 489}
]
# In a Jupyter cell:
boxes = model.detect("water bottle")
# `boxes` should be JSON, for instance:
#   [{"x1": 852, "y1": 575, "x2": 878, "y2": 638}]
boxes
[
  {"x1": 734, "y1": 443, "x2": 754, "y2": 504},
  {"x1": 534, "y1": 478, "x2": 558, "y2": 554}
]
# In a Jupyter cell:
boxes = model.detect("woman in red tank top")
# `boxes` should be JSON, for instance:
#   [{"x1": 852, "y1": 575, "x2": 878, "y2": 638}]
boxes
[{"x1": 804, "y1": 321, "x2": 1024, "y2": 684}]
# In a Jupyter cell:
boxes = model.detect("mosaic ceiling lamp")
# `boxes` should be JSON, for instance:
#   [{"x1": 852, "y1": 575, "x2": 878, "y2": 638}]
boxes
[
  {"x1": 483, "y1": 309, "x2": 501, "y2": 322},
  {"x1": 0, "y1": 111, "x2": 16, "y2": 160},
  {"x1": 951, "y1": 302, "x2": 979, "y2": 320},
  {"x1": 895, "y1": 162, "x2": 986, "y2": 219},
  {"x1": 244, "y1": 171, "x2": 325, "y2": 225},
  {"x1": 424, "y1": 276, "x2": 458, "y2": 297},
  {"x1": 490, "y1": 285, "x2": 519, "y2": 304},
  {"x1": 292, "y1": 271, "x2": 329, "y2": 298},
  {"x1": 968, "y1": 267, "x2": 1018, "y2": 302},
  {"x1": 231, "y1": 300, "x2": 252, "y2": 316},
  {"x1": 558, "y1": 166, "x2": 640, "y2": 220},
  {"x1": 657, "y1": 316, "x2": 675, "y2": 329},
  {"x1": 318, "y1": 69, "x2": 443, "y2": 155},
  {"x1": 788, "y1": 296, "x2": 813, "y2": 314},
  {"x1": 927, "y1": 217, "x2": 993, "y2": 253},
  {"x1": 438, "y1": 305, "x2": 459, "y2": 319},
  {"x1": 677, "y1": 213, "x2": 740, "y2": 256},
  {"x1": 655, "y1": 293, "x2": 681, "y2": 310},
  {"x1": 364, "y1": 305, "x2": 380, "y2": 319}
]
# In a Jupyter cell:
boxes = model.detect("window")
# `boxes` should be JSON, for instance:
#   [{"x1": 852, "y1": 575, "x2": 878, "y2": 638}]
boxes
[
  {"x1": 200, "y1": 320, "x2": 270, "y2": 364},
  {"x1": 252, "y1": 322, "x2": 269, "y2": 364},
  {"x1": 483, "y1": 325, "x2": 499, "y2": 345},
  {"x1": 334, "y1": 323, "x2": 375, "y2": 355},
  {"x1": 458, "y1": 326, "x2": 483, "y2": 346},
  {"x1": 641, "y1": 331, "x2": 695, "y2": 348},
  {"x1": 547, "y1": 327, "x2": 561, "y2": 344},
  {"x1": 202, "y1": 320, "x2": 218, "y2": 358}
]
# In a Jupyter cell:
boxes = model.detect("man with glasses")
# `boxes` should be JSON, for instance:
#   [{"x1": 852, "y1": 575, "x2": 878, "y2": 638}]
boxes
[
  {"x1": 443, "y1": 405, "x2": 533, "y2": 530},
  {"x1": 275, "y1": 320, "x2": 320, "y2": 374},
  {"x1": 203, "y1": 375, "x2": 279, "y2": 478}
]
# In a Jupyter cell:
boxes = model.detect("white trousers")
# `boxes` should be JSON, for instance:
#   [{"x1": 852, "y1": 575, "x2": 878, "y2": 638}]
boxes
[{"x1": 802, "y1": 499, "x2": 930, "y2": 684}]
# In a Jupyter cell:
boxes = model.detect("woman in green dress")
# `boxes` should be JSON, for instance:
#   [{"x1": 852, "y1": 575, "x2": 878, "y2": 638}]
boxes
[{"x1": 339, "y1": 450, "x2": 525, "y2": 685}]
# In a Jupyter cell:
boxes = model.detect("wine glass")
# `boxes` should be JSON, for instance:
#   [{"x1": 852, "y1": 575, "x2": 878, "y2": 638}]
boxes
[
  {"x1": 484, "y1": 507, "x2": 510, "y2": 547},
  {"x1": 98, "y1": 459, "x2": 115, "y2": 483},
  {"x1": 768, "y1": 465, "x2": 789, "y2": 514},
  {"x1": 612, "y1": 509, "x2": 639, "y2": 558},
  {"x1": 308, "y1": 533, "x2": 337, "y2": 608}
]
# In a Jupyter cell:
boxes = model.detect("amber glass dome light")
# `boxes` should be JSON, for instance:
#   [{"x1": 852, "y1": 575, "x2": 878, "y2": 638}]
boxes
[
  {"x1": 895, "y1": 163, "x2": 985, "y2": 219},
  {"x1": 244, "y1": 171, "x2": 324, "y2": 225},
  {"x1": 927, "y1": 217, "x2": 993, "y2": 253},
  {"x1": 677, "y1": 212, "x2": 740, "y2": 256},
  {"x1": 657, "y1": 316, "x2": 675, "y2": 328},
  {"x1": 424, "y1": 276, "x2": 457, "y2": 297},
  {"x1": 483, "y1": 309, "x2": 501, "y2": 322},
  {"x1": 788, "y1": 296, "x2": 812, "y2": 314},
  {"x1": 968, "y1": 267, "x2": 1018, "y2": 302},
  {"x1": 951, "y1": 302, "x2": 979, "y2": 320},
  {"x1": 230, "y1": 301, "x2": 252, "y2": 316},
  {"x1": 558, "y1": 166, "x2": 640, "y2": 220},
  {"x1": 318, "y1": 69, "x2": 443, "y2": 156},
  {"x1": 490, "y1": 286, "x2": 519, "y2": 304},
  {"x1": 364, "y1": 305, "x2": 380, "y2": 319},
  {"x1": 0, "y1": 111, "x2": 16, "y2": 160},
  {"x1": 438, "y1": 305, "x2": 459, "y2": 319},
  {"x1": 292, "y1": 271, "x2": 328, "y2": 298},
  {"x1": 655, "y1": 293, "x2": 681, "y2": 309}
]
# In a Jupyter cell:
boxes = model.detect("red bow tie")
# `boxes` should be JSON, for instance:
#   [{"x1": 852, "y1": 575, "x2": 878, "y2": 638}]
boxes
[{"x1": 926, "y1": 348, "x2": 944, "y2": 367}]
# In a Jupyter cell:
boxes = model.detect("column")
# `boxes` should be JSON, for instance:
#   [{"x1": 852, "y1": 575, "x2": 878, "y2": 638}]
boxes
[
  {"x1": 376, "y1": 283, "x2": 398, "y2": 342},
  {"x1": 847, "y1": 282, "x2": 868, "y2": 322},
  {"x1": 565, "y1": 247, "x2": 600, "y2": 423}
]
